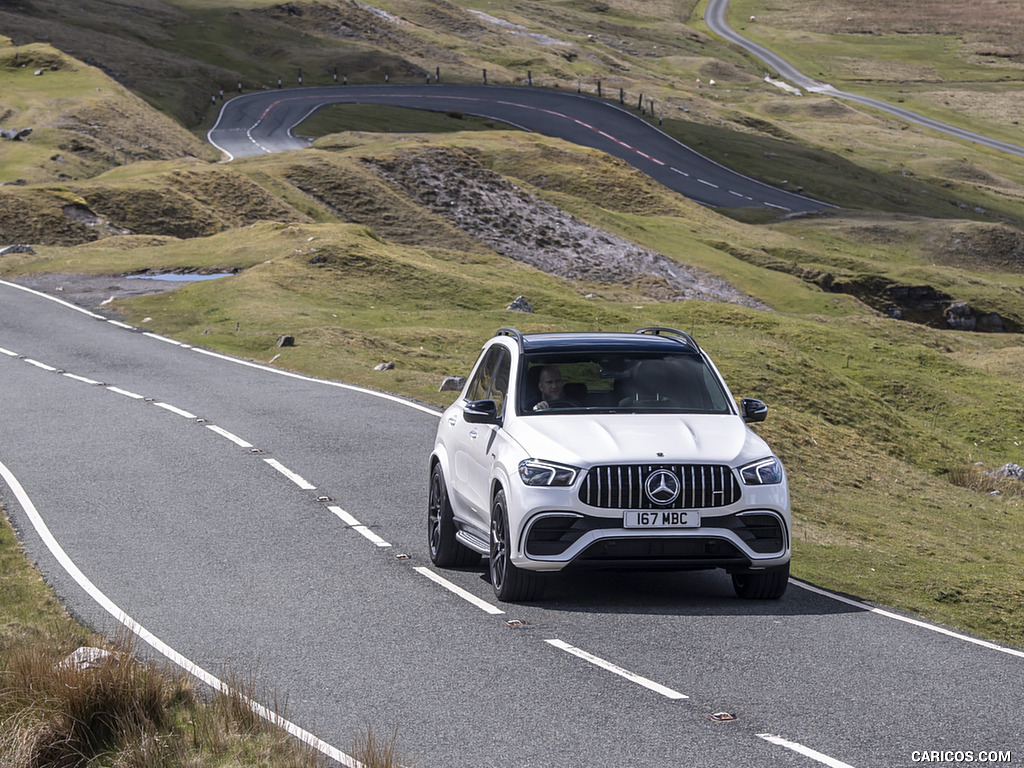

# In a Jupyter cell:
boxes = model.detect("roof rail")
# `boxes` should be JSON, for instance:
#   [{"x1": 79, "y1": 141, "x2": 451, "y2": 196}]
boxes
[
  {"x1": 495, "y1": 327, "x2": 524, "y2": 353},
  {"x1": 635, "y1": 326, "x2": 700, "y2": 351}
]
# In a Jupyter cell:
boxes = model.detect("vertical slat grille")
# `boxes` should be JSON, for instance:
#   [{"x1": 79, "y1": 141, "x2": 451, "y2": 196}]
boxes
[{"x1": 579, "y1": 464, "x2": 740, "y2": 509}]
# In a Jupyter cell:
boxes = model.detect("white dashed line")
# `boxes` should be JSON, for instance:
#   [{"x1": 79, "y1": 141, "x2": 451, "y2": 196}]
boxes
[
  {"x1": 546, "y1": 639, "x2": 688, "y2": 700},
  {"x1": 205, "y1": 424, "x2": 254, "y2": 448},
  {"x1": 0, "y1": 346, "x2": 17, "y2": 357},
  {"x1": 153, "y1": 402, "x2": 197, "y2": 419},
  {"x1": 413, "y1": 566, "x2": 505, "y2": 615},
  {"x1": 758, "y1": 734, "x2": 855, "y2": 768},
  {"x1": 697, "y1": 178, "x2": 720, "y2": 188},
  {"x1": 263, "y1": 458, "x2": 316, "y2": 490},
  {"x1": 107, "y1": 386, "x2": 145, "y2": 399},
  {"x1": 25, "y1": 359, "x2": 57, "y2": 372},
  {"x1": 327, "y1": 505, "x2": 391, "y2": 547},
  {"x1": 64, "y1": 373, "x2": 103, "y2": 385}
]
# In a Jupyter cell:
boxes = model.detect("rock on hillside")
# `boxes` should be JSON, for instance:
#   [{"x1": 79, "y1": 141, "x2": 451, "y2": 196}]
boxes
[{"x1": 366, "y1": 146, "x2": 766, "y2": 307}]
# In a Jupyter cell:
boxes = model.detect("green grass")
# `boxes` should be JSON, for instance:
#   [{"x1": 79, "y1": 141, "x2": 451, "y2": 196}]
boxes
[{"x1": 297, "y1": 103, "x2": 522, "y2": 136}]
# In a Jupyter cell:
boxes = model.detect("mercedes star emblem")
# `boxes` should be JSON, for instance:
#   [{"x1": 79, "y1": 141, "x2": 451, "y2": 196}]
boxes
[{"x1": 645, "y1": 469, "x2": 681, "y2": 505}]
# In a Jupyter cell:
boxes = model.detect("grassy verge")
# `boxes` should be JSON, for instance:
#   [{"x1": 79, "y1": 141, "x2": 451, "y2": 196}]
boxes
[{"x1": 0, "y1": 509, "x2": 401, "y2": 767}]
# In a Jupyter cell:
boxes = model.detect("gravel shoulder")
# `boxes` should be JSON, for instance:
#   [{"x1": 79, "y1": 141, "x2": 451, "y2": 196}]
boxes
[{"x1": 9, "y1": 272, "x2": 182, "y2": 312}]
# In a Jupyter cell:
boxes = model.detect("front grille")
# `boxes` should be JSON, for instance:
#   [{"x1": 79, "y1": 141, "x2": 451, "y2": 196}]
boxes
[{"x1": 578, "y1": 464, "x2": 740, "y2": 509}]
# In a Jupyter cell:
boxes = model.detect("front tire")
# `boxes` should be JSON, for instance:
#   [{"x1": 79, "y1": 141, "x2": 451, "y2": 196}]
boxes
[
  {"x1": 489, "y1": 490, "x2": 544, "y2": 602},
  {"x1": 732, "y1": 562, "x2": 790, "y2": 599},
  {"x1": 428, "y1": 464, "x2": 480, "y2": 568}
]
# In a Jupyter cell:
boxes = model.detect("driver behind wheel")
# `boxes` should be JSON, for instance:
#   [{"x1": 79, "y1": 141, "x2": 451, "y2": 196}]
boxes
[{"x1": 533, "y1": 364, "x2": 565, "y2": 410}]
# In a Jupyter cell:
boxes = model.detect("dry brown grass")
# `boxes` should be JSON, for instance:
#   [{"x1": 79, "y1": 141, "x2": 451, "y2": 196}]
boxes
[
  {"x1": 755, "y1": 0, "x2": 1024, "y2": 47},
  {"x1": 948, "y1": 465, "x2": 1024, "y2": 501}
]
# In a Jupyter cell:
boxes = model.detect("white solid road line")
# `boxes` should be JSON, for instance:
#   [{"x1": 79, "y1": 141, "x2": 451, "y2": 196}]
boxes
[
  {"x1": 0, "y1": 459, "x2": 363, "y2": 768},
  {"x1": 792, "y1": 579, "x2": 1024, "y2": 660}
]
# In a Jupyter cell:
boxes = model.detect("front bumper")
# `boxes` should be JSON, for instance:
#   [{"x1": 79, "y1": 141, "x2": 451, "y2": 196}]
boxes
[{"x1": 505, "y1": 480, "x2": 790, "y2": 573}]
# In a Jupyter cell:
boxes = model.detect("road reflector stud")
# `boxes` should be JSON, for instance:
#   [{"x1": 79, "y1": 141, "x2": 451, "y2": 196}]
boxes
[
  {"x1": 393, "y1": 553, "x2": 411, "y2": 561},
  {"x1": 316, "y1": 495, "x2": 332, "y2": 503},
  {"x1": 708, "y1": 712, "x2": 738, "y2": 722},
  {"x1": 503, "y1": 619, "x2": 527, "y2": 628}
]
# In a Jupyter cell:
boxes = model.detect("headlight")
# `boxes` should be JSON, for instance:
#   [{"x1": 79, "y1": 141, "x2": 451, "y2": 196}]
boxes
[
  {"x1": 739, "y1": 457, "x2": 784, "y2": 485},
  {"x1": 518, "y1": 459, "x2": 580, "y2": 487}
]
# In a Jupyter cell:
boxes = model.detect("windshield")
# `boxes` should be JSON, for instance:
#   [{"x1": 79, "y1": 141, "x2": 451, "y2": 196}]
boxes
[{"x1": 519, "y1": 351, "x2": 732, "y2": 415}]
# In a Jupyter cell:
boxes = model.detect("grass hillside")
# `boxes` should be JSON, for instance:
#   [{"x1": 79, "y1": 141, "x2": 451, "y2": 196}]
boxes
[{"x1": 1, "y1": 0, "x2": 1023, "y2": 718}]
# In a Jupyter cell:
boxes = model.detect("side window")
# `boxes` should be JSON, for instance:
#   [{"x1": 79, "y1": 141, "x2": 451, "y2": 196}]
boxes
[
  {"x1": 466, "y1": 348, "x2": 497, "y2": 402},
  {"x1": 465, "y1": 346, "x2": 511, "y2": 416},
  {"x1": 490, "y1": 347, "x2": 511, "y2": 416}
]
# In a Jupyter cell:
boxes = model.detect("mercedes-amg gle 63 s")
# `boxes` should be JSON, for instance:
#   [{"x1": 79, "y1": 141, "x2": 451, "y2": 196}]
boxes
[{"x1": 428, "y1": 327, "x2": 790, "y2": 602}]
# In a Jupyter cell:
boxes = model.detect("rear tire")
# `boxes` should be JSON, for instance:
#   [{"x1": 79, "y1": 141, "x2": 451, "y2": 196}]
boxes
[
  {"x1": 428, "y1": 464, "x2": 480, "y2": 568},
  {"x1": 489, "y1": 490, "x2": 545, "y2": 602},
  {"x1": 732, "y1": 562, "x2": 790, "y2": 599}
]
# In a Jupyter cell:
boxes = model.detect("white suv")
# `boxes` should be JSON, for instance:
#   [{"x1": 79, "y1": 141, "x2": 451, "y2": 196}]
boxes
[{"x1": 428, "y1": 327, "x2": 791, "y2": 602}]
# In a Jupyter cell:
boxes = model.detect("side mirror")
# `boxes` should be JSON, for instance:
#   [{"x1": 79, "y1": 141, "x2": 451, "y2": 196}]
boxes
[
  {"x1": 740, "y1": 398, "x2": 768, "y2": 423},
  {"x1": 463, "y1": 399, "x2": 501, "y2": 425}
]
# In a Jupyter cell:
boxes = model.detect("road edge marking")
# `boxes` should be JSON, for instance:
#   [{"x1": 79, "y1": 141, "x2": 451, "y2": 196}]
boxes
[
  {"x1": 0, "y1": 459, "x2": 362, "y2": 768},
  {"x1": 791, "y1": 579, "x2": 1024, "y2": 659}
]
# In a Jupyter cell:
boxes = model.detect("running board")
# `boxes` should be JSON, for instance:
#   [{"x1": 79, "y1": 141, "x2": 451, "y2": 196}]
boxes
[{"x1": 456, "y1": 529, "x2": 490, "y2": 555}]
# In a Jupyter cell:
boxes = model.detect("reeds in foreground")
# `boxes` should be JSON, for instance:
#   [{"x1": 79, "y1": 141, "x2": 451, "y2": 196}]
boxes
[{"x1": 0, "y1": 626, "x2": 326, "y2": 768}]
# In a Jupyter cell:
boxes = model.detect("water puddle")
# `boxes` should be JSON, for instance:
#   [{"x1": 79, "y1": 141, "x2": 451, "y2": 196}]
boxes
[{"x1": 125, "y1": 272, "x2": 234, "y2": 282}]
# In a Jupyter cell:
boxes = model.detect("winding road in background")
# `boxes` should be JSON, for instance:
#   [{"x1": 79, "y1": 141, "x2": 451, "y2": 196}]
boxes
[
  {"x1": 208, "y1": 83, "x2": 831, "y2": 213},
  {"x1": 706, "y1": 0, "x2": 1024, "y2": 158},
  {"x1": 3, "y1": 281, "x2": 1023, "y2": 768}
]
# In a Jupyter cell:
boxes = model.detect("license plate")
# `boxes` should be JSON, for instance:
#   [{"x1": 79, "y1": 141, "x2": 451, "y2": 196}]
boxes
[{"x1": 623, "y1": 510, "x2": 700, "y2": 528}]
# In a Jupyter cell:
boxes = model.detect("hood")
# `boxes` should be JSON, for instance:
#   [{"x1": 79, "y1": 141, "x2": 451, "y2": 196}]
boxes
[{"x1": 506, "y1": 412, "x2": 770, "y2": 467}]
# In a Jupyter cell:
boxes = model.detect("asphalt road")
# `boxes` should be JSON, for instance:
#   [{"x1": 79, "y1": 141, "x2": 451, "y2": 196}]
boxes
[
  {"x1": 2, "y1": 279, "x2": 1022, "y2": 767},
  {"x1": 207, "y1": 83, "x2": 832, "y2": 213},
  {"x1": 705, "y1": 0, "x2": 1024, "y2": 158}
]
